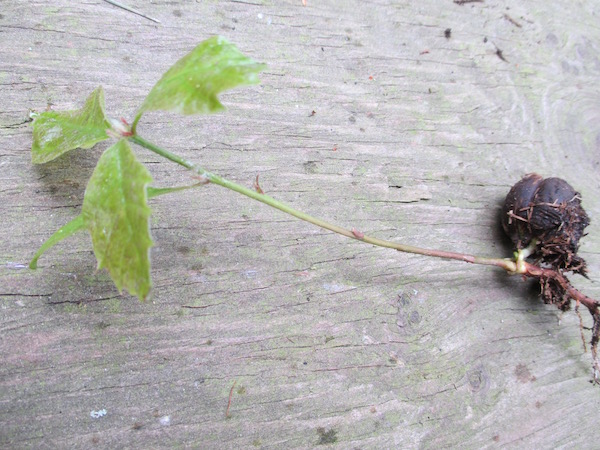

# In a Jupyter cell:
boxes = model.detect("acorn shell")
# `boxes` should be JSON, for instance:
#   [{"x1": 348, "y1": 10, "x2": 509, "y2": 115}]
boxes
[
  {"x1": 502, "y1": 174, "x2": 589, "y2": 273},
  {"x1": 501, "y1": 173, "x2": 543, "y2": 249}
]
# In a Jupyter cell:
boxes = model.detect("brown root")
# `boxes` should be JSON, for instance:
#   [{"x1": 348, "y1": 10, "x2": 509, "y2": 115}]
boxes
[{"x1": 522, "y1": 261, "x2": 600, "y2": 384}]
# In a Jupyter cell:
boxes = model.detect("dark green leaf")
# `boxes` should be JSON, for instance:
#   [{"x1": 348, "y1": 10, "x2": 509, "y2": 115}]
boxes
[
  {"x1": 29, "y1": 215, "x2": 86, "y2": 269},
  {"x1": 82, "y1": 140, "x2": 153, "y2": 300},
  {"x1": 31, "y1": 87, "x2": 111, "y2": 164},
  {"x1": 137, "y1": 36, "x2": 266, "y2": 118}
]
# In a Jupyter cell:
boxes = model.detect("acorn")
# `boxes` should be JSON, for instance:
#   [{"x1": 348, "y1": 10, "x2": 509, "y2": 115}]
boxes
[{"x1": 502, "y1": 173, "x2": 590, "y2": 274}]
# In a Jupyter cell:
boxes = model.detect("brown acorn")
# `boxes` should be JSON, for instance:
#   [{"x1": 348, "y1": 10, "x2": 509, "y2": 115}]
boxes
[{"x1": 502, "y1": 173, "x2": 589, "y2": 274}]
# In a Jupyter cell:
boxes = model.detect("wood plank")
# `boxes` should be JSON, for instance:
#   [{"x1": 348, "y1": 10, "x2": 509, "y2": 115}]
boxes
[{"x1": 1, "y1": 1, "x2": 599, "y2": 447}]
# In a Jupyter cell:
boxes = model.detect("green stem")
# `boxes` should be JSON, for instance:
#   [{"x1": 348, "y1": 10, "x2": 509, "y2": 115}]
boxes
[
  {"x1": 129, "y1": 134, "x2": 517, "y2": 273},
  {"x1": 130, "y1": 113, "x2": 143, "y2": 137},
  {"x1": 130, "y1": 135, "x2": 194, "y2": 169}
]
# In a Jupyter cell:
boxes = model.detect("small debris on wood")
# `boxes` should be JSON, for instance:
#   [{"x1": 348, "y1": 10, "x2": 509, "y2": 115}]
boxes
[
  {"x1": 309, "y1": 110, "x2": 316, "y2": 117},
  {"x1": 159, "y1": 415, "x2": 170, "y2": 426},
  {"x1": 316, "y1": 427, "x2": 338, "y2": 445},
  {"x1": 454, "y1": 0, "x2": 483, "y2": 4},
  {"x1": 419, "y1": 49, "x2": 430, "y2": 55},
  {"x1": 102, "y1": 0, "x2": 160, "y2": 23},
  {"x1": 444, "y1": 28, "x2": 452, "y2": 39},
  {"x1": 503, "y1": 13, "x2": 522, "y2": 28},
  {"x1": 495, "y1": 48, "x2": 507, "y2": 62},
  {"x1": 225, "y1": 380, "x2": 237, "y2": 418},
  {"x1": 488, "y1": 41, "x2": 508, "y2": 62},
  {"x1": 90, "y1": 409, "x2": 107, "y2": 419},
  {"x1": 253, "y1": 174, "x2": 264, "y2": 194}
]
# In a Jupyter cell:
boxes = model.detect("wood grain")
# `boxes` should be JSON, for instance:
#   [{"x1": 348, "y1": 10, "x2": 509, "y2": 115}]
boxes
[{"x1": 1, "y1": 1, "x2": 599, "y2": 448}]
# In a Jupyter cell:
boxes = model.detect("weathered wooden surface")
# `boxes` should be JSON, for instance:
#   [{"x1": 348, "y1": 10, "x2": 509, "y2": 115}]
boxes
[{"x1": 2, "y1": 1, "x2": 600, "y2": 448}]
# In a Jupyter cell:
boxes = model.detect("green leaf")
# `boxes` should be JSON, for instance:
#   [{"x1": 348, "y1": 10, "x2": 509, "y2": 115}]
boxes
[
  {"x1": 31, "y1": 87, "x2": 111, "y2": 164},
  {"x1": 136, "y1": 36, "x2": 266, "y2": 118},
  {"x1": 29, "y1": 215, "x2": 86, "y2": 269},
  {"x1": 82, "y1": 140, "x2": 153, "y2": 300},
  {"x1": 28, "y1": 183, "x2": 201, "y2": 271}
]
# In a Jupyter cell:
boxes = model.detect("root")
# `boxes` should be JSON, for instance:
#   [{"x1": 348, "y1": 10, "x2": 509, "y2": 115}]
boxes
[
  {"x1": 575, "y1": 300, "x2": 588, "y2": 354},
  {"x1": 523, "y1": 261, "x2": 600, "y2": 384}
]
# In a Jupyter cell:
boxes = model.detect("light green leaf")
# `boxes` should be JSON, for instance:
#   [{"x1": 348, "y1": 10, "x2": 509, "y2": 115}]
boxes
[
  {"x1": 31, "y1": 87, "x2": 111, "y2": 164},
  {"x1": 136, "y1": 36, "x2": 266, "y2": 118},
  {"x1": 82, "y1": 140, "x2": 153, "y2": 300},
  {"x1": 29, "y1": 183, "x2": 201, "y2": 271},
  {"x1": 29, "y1": 215, "x2": 86, "y2": 269}
]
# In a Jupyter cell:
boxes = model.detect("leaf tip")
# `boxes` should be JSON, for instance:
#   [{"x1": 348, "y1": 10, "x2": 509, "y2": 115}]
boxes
[{"x1": 138, "y1": 288, "x2": 151, "y2": 302}]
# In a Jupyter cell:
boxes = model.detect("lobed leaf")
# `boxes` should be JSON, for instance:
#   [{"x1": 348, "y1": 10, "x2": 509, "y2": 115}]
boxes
[
  {"x1": 82, "y1": 140, "x2": 153, "y2": 300},
  {"x1": 29, "y1": 183, "x2": 202, "y2": 270},
  {"x1": 136, "y1": 36, "x2": 266, "y2": 118},
  {"x1": 31, "y1": 87, "x2": 111, "y2": 164}
]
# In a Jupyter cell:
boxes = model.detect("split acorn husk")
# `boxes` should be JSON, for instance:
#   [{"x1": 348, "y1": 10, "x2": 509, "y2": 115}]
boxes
[{"x1": 502, "y1": 173, "x2": 590, "y2": 274}]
